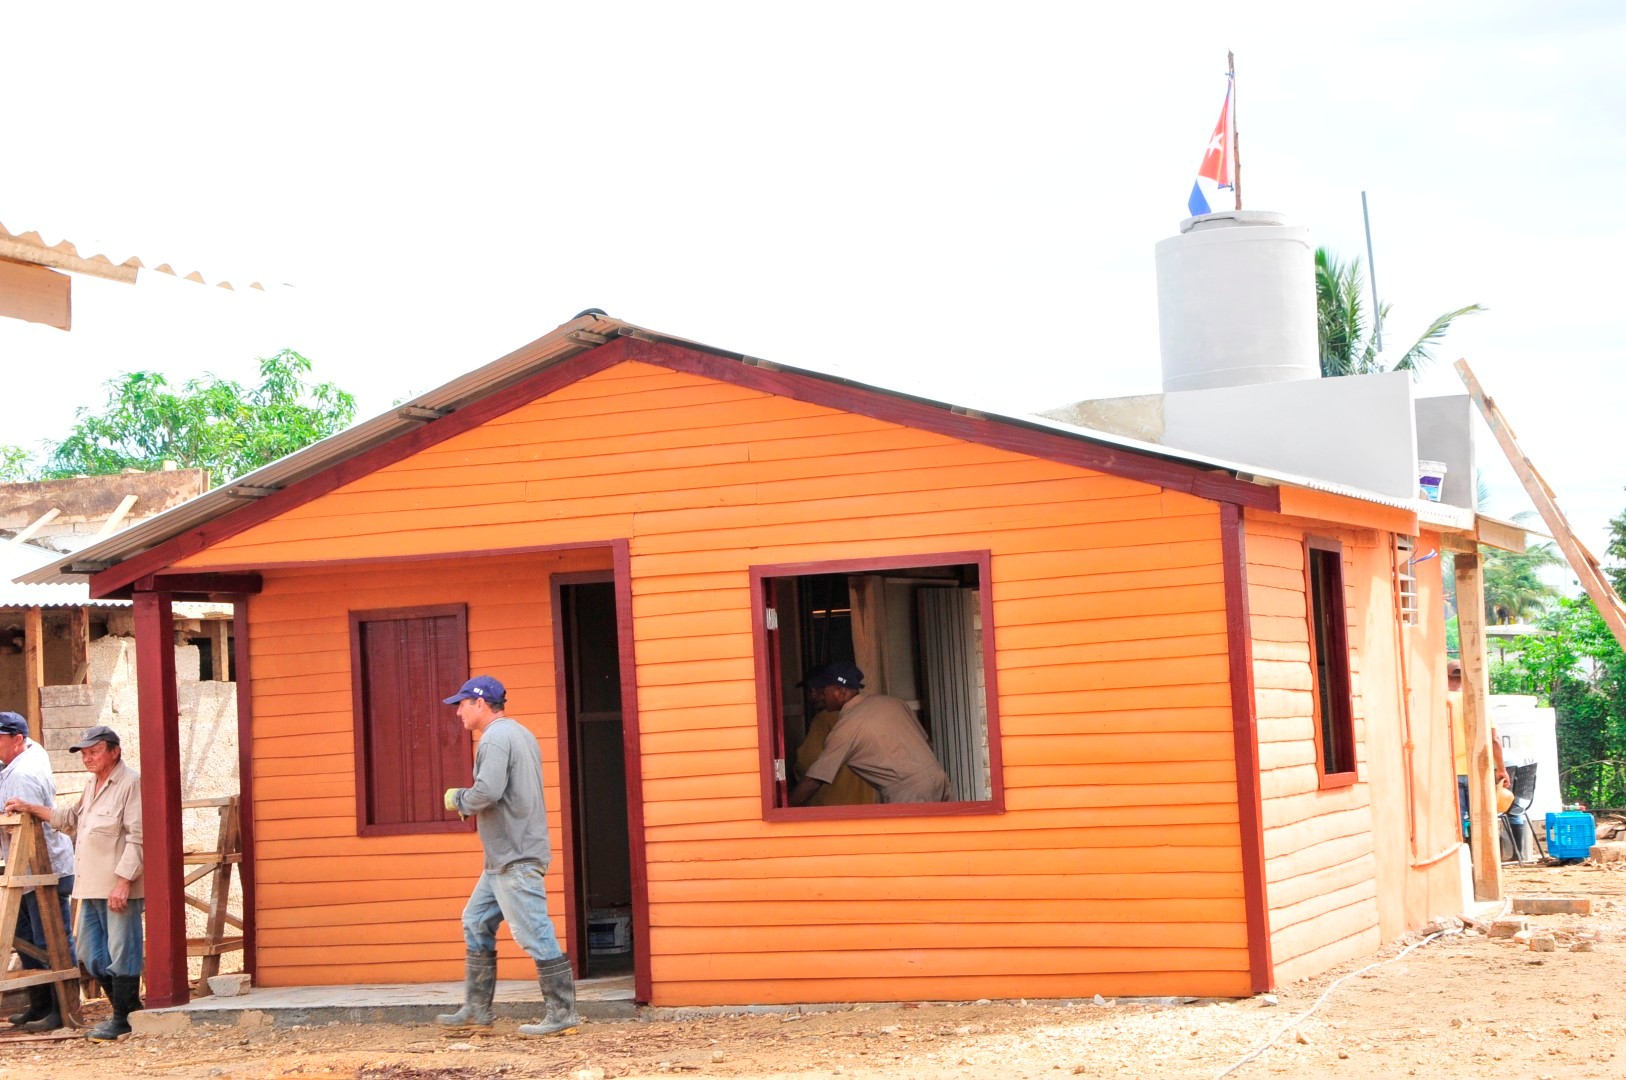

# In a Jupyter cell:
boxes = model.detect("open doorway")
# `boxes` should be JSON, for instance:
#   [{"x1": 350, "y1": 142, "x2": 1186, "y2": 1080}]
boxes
[{"x1": 554, "y1": 574, "x2": 634, "y2": 979}]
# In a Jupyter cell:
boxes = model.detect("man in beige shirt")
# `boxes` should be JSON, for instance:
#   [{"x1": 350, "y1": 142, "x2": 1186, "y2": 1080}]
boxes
[
  {"x1": 7, "y1": 724, "x2": 144, "y2": 1042},
  {"x1": 788, "y1": 663, "x2": 951, "y2": 806}
]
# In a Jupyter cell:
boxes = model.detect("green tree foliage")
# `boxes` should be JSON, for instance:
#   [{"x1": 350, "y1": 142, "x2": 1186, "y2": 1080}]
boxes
[
  {"x1": 1494, "y1": 597, "x2": 1626, "y2": 808},
  {"x1": 1315, "y1": 247, "x2": 1484, "y2": 379},
  {"x1": 0, "y1": 445, "x2": 32, "y2": 483},
  {"x1": 1482, "y1": 537, "x2": 1562, "y2": 624},
  {"x1": 43, "y1": 350, "x2": 356, "y2": 487},
  {"x1": 1608, "y1": 496, "x2": 1626, "y2": 595}
]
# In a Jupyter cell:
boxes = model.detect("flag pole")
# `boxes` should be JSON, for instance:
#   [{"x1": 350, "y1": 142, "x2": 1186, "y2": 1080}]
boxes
[{"x1": 1229, "y1": 51, "x2": 1242, "y2": 210}]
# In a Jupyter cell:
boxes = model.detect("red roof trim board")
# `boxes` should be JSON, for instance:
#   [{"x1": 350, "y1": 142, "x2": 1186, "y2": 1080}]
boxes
[{"x1": 90, "y1": 334, "x2": 1277, "y2": 597}]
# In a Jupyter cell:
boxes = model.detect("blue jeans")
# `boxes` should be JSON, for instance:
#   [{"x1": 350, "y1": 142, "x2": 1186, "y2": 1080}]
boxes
[
  {"x1": 461, "y1": 861, "x2": 563, "y2": 962},
  {"x1": 17, "y1": 874, "x2": 74, "y2": 970},
  {"x1": 76, "y1": 897, "x2": 144, "y2": 980}
]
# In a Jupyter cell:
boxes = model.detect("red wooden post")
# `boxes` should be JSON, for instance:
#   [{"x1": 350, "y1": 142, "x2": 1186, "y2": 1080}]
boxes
[
  {"x1": 134, "y1": 590, "x2": 188, "y2": 1007},
  {"x1": 1221, "y1": 502, "x2": 1275, "y2": 993},
  {"x1": 232, "y1": 598, "x2": 257, "y2": 981}
]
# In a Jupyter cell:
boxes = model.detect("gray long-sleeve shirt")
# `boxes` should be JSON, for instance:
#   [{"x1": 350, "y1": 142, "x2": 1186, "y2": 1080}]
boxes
[{"x1": 451, "y1": 716, "x2": 551, "y2": 872}]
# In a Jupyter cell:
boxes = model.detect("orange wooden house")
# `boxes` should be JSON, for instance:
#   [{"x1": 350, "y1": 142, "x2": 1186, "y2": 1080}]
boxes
[{"x1": 27, "y1": 313, "x2": 1491, "y2": 1008}]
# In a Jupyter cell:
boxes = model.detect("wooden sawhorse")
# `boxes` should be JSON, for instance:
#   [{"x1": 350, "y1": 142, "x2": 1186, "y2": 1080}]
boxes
[{"x1": 0, "y1": 813, "x2": 81, "y2": 1029}]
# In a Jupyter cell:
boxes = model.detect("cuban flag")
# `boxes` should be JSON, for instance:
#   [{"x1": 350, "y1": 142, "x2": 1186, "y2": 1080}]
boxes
[{"x1": 1188, "y1": 78, "x2": 1234, "y2": 217}]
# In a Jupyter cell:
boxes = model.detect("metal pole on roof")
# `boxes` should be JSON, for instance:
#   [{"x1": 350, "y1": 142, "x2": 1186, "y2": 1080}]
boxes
[{"x1": 1361, "y1": 191, "x2": 1382, "y2": 352}]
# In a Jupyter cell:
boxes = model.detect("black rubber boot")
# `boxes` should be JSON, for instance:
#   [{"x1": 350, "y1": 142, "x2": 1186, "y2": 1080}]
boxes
[
  {"x1": 22, "y1": 984, "x2": 62, "y2": 1032},
  {"x1": 518, "y1": 955, "x2": 579, "y2": 1037},
  {"x1": 435, "y1": 951, "x2": 497, "y2": 1029},
  {"x1": 85, "y1": 975, "x2": 141, "y2": 1042},
  {"x1": 7, "y1": 984, "x2": 51, "y2": 1026}
]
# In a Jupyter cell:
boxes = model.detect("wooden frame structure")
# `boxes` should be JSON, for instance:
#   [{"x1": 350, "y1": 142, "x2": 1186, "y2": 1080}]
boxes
[{"x1": 0, "y1": 814, "x2": 81, "y2": 1028}]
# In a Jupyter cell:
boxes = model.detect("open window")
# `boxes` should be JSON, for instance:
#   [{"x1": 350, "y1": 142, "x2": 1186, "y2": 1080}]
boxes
[
  {"x1": 1305, "y1": 539, "x2": 1357, "y2": 787},
  {"x1": 752, "y1": 551, "x2": 1002, "y2": 818},
  {"x1": 349, "y1": 603, "x2": 474, "y2": 835}
]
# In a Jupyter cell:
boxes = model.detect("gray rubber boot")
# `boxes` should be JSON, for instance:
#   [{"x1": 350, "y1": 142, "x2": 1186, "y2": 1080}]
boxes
[
  {"x1": 436, "y1": 951, "x2": 498, "y2": 1029},
  {"x1": 517, "y1": 955, "x2": 580, "y2": 1037}
]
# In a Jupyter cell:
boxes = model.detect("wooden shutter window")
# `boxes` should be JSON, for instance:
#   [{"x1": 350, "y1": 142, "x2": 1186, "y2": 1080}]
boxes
[{"x1": 350, "y1": 604, "x2": 474, "y2": 836}]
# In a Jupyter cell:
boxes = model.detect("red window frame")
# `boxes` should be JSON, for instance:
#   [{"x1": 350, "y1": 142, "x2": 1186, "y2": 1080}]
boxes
[
  {"x1": 349, "y1": 603, "x2": 476, "y2": 836},
  {"x1": 750, "y1": 550, "x2": 1005, "y2": 821},
  {"x1": 1305, "y1": 538, "x2": 1357, "y2": 788}
]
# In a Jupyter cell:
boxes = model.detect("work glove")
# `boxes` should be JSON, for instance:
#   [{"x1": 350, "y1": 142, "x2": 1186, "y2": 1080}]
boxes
[{"x1": 444, "y1": 788, "x2": 460, "y2": 813}]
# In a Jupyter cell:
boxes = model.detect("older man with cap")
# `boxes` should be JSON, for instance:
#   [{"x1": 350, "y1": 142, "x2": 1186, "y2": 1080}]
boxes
[
  {"x1": 0, "y1": 712, "x2": 75, "y2": 1031},
  {"x1": 435, "y1": 675, "x2": 579, "y2": 1038},
  {"x1": 6, "y1": 724, "x2": 142, "y2": 1042},
  {"x1": 788, "y1": 662, "x2": 952, "y2": 806}
]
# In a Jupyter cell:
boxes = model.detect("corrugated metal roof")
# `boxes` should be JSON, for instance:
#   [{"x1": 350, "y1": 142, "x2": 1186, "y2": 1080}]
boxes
[
  {"x1": 0, "y1": 220, "x2": 267, "y2": 291},
  {"x1": 15, "y1": 313, "x2": 1504, "y2": 586}
]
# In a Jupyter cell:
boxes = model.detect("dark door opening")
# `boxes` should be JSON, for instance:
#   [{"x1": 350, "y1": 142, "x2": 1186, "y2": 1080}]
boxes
[{"x1": 556, "y1": 577, "x2": 633, "y2": 978}]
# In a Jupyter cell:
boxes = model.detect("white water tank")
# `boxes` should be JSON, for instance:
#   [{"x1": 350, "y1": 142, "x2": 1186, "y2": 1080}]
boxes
[{"x1": 1155, "y1": 210, "x2": 1320, "y2": 393}]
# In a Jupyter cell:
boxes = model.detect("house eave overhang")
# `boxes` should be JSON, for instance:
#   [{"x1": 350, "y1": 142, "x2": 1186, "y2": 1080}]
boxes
[{"x1": 18, "y1": 313, "x2": 1478, "y2": 595}]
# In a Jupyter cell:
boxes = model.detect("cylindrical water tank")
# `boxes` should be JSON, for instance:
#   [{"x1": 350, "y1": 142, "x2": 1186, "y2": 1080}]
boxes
[{"x1": 1154, "y1": 210, "x2": 1320, "y2": 393}]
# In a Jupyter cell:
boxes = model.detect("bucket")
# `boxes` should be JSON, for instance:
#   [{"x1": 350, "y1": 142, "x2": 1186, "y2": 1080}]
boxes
[{"x1": 1417, "y1": 459, "x2": 1448, "y2": 502}]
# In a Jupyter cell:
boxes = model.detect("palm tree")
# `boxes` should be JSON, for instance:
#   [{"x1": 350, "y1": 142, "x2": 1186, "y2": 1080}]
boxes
[{"x1": 1315, "y1": 247, "x2": 1484, "y2": 378}]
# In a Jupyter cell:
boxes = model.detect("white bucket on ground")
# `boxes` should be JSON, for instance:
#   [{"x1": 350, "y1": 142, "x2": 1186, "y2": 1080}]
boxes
[{"x1": 1418, "y1": 459, "x2": 1448, "y2": 502}]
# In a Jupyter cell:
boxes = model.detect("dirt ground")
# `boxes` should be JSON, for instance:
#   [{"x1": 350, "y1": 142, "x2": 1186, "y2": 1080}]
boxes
[{"x1": 2, "y1": 860, "x2": 1622, "y2": 1080}]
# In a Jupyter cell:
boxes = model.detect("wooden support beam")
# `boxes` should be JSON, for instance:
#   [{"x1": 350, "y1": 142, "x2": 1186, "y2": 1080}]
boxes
[
  {"x1": 68, "y1": 607, "x2": 90, "y2": 686},
  {"x1": 134, "y1": 591, "x2": 188, "y2": 1007},
  {"x1": 138, "y1": 572, "x2": 263, "y2": 597},
  {"x1": 232, "y1": 598, "x2": 258, "y2": 982},
  {"x1": 4, "y1": 508, "x2": 61, "y2": 548},
  {"x1": 1454, "y1": 553, "x2": 1501, "y2": 902},
  {"x1": 0, "y1": 258, "x2": 71, "y2": 330},
  {"x1": 847, "y1": 574, "x2": 889, "y2": 696},
  {"x1": 209, "y1": 619, "x2": 230, "y2": 681},
  {"x1": 22, "y1": 608, "x2": 44, "y2": 742},
  {"x1": 1457, "y1": 359, "x2": 1626, "y2": 650}
]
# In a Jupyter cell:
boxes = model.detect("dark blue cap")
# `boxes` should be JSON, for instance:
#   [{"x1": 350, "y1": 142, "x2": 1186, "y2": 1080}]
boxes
[
  {"x1": 443, "y1": 675, "x2": 506, "y2": 705},
  {"x1": 805, "y1": 662, "x2": 864, "y2": 690},
  {"x1": 0, "y1": 712, "x2": 28, "y2": 737}
]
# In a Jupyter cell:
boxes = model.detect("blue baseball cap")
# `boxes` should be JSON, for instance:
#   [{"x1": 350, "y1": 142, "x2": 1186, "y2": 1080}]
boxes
[
  {"x1": 443, "y1": 675, "x2": 506, "y2": 705},
  {"x1": 0, "y1": 712, "x2": 28, "y2": 737},
  {"x1": 804, "y1": 662, "x2": 864, "y2": 690}
]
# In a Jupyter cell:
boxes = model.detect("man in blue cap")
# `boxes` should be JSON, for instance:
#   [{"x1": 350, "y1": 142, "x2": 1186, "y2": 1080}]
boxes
[
  {"x1": 435, "y1": 675, "x2": 579, "y2": 1038},
  {"x1": 788, "y1": 662, "x2": 952, "y2": 805}
]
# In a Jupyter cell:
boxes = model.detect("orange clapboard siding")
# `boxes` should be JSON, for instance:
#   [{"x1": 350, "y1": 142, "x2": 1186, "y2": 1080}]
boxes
[
  {"x1": 1246, "y1": 516, "x2": 1382, "y2": 980},
  {"x1": 645, "y1": 802, "x2": 1241, "y2": 844},
  {"x1": 654, "y1": 921, "x2": 1248, "y2": 955},
  {"x1": 649, "y1": 897, "x2": 1247, "y2": 928},
  {"x1": 645, "y1": 822, "x2": 1242, "y2": 863},
  {"x1": 184, "y1": 359, "x2": 1257, "y2": 999},
  {"x1": 652, "y1": 970, "x2": 1254, "y2": 1007},
  {"x1": 650, "y1": 946, "x2": 1247, "y2": 984}
]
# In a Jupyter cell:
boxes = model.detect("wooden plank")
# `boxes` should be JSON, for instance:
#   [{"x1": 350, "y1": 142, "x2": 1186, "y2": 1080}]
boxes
[
  {"x1": 1456, "y1": 358, "x2": 1626, "y2": 648},
  {"x1": 1454, "y1": 552, "x2": 1500, "y2": 901},
  {"x1": 22, "y1": 608, "x2": 43, "y2": 741},
  {"x1": 0, "y1": 258, "x2": 71, "y2": 330},
  {"x1": 68, "y1": 607, "x2": 90, "y2": 685}
]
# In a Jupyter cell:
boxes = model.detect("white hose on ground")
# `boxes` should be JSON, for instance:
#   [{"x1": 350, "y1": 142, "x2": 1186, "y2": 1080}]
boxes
[{"x1": 1213, "y1": 927, "x2": 1461, "y2": 1079}]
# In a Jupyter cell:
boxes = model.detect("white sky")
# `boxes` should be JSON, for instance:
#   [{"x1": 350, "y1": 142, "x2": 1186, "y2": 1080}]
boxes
[{"x1": 6, "y1": 2, "x2": 1623, "y2": 569}]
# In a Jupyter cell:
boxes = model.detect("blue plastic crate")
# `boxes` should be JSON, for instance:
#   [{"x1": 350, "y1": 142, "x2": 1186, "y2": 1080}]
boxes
[{"x1": 1545, "y1": 811, "x2": 1597, "y2": 859}]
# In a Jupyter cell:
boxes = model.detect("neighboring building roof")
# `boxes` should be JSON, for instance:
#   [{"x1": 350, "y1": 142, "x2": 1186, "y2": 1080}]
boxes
[
  {"x1": 0, "y1": 220, "x2": 266, "y2": 291},
  {"x1": 0, "y1": 540, "x2": 126, "y2": 607},
  {"x1": 14, "y1": 312, "x2": 1513, "y2": 589}
]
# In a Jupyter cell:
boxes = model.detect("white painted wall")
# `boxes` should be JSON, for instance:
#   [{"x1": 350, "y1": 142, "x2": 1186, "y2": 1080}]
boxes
[{"x1": 1160, "y1": 370, "x2": 1420, "y2": 499}]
